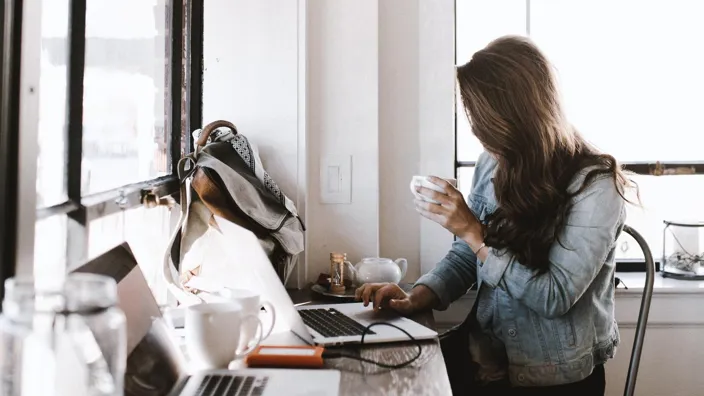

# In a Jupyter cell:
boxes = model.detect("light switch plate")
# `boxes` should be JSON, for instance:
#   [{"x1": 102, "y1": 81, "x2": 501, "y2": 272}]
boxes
[{"x1": 320, "y1": 155, "x2": 352, "y2": 204}]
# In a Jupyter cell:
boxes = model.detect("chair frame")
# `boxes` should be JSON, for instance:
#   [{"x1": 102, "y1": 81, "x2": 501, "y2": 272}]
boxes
[{"x1": 621, "y1": 225, "x2": 655, "y2": 396}]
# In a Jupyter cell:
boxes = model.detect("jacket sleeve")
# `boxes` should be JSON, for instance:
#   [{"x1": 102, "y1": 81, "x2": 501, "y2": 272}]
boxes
[
  {"x1": 414, "y1": 239, "x2": 478, "y2": 310},
  {"x1": 478, "y1": 177, "x2": 625, "y2": 319}
]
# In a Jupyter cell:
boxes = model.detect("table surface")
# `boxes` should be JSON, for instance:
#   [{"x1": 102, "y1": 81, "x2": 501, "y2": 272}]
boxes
[{"x1": 287, "y1": 286, "x2": 452, "y2": 396}]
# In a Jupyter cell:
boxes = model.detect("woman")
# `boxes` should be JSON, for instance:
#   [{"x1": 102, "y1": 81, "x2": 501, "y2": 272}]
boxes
[{"x1": 355, "y1": 36, "x2": 633, "y2": 395}]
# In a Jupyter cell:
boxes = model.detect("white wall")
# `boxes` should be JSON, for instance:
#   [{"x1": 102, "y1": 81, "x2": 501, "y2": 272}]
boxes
[
  {"x1": 203, "y1": 0, "x2": 301, "y2": 214},
  {"x1": 305, "y1": 0, "x2": 456, "y2": 281},
  {"x1": 377, "y1": 0, "x2": 456, "y2": 280},
  {"x1": 203, "y1": 0, "x2": 457, "y2": 284},
  {"x1": 378, "y1": 0, "x2": 420, "y2": 279},
  {"x1": 203, "y1": 0, "x2": 307, "y2": 285},
  {"x1": 305, "y1": 0, "x2": 381, "y2": 279},
  {"x1": 417, "y1": 0, "x2": 456, "y2": 275}
]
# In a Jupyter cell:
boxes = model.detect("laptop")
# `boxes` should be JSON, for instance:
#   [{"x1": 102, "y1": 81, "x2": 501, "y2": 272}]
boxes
[
  {"x1": 74, "y1": 243, "x2": 340, "y2": 396},
  {"x1": 194, "y1": 215, "x2": 438, "y2": 347}
]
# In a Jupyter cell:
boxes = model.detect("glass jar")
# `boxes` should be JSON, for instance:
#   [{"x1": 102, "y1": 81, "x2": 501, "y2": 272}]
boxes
[
  {"x1": 0, "y1": 278, "x2": 33, "y2": 396},
  {"x1": 0, "y1": 274, "x2": 126, "y2": 396},
  {"x1": 661, "y1": 220, "x2": 704, "y2": 280}
]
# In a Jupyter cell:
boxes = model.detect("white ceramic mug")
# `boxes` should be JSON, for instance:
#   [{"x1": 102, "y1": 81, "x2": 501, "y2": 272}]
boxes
[
  {"x1": 213, "y1": 288, "x2": 276, "y2": 350},
  {"x1": 185, "y1": 302, "x2": 263, "y2": 369},
  {"x1": 410, "y1": 176, "x2": 458, "y2": 204}
]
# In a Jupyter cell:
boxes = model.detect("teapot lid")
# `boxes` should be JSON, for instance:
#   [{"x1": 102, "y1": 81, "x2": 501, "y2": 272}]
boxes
[{"x1": 361, "y1": 257, "x2": 392, "y2": 262}]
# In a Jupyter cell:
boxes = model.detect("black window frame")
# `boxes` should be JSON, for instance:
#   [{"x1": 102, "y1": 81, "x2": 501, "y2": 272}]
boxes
[
  {"x1": 453, "y1": 0, "x2": 703, "y2": 270},
  {"x1": 0, "y1": 0, "x2": 205, "y2": 301},
  {"x1": 0, "y1": 0, "x2": 23, "y2": 302}
]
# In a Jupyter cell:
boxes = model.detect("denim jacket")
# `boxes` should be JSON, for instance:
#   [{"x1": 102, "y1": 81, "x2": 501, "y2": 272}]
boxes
[{"x1": 416, "y1": 152, "x2": 625, "y2": 387}]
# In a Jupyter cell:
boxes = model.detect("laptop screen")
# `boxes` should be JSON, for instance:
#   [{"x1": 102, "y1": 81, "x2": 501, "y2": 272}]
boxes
[{"x1": 73, "y1": 243, "x2": 184, "y2": 396}]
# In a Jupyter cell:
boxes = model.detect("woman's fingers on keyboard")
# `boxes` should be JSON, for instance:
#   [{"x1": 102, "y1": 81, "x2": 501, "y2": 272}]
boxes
[
  {"x1": 356, "y1": 283, "x2": 387, "y2": 306},
  {"x1": 373, "y1": 285, "x2": 398, "y2": 310},
  {"x1": 356, "y1": 283, "x2": 413, "y2": 314},
  {"x1": 358, "y1": 284, "x2": 375, "y2": 306},
  {"x1": 354, "y1": 284, "x2": 368, "y2": 302}
]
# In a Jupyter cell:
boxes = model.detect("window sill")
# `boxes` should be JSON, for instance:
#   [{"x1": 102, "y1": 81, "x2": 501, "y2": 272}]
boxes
[
  {"x1": 614, "y1": 271, "x2": 704, "y2": 295},
  {"x1": 448, "y1": 272, "x2": 704, "y2": 300}
]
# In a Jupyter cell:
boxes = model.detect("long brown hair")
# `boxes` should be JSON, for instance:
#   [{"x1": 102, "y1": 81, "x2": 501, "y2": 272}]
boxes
[{"x1": 456, "y1": 35, "x2": 633, "y2": 272}]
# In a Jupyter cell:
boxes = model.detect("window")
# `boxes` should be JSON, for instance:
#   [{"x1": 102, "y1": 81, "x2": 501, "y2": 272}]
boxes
[
  {"x1": 19, "y1": 0, "x2": 205, "y2": 301},
  {"x1": 0, "y1": 0, "x2": 23, "y2": 299},
  {"x1": 455, "y1": 0, "x2": 704, "y2": 263},
  {"x1": 80, "y1": 1, "x2": 172, "y2": 195}
]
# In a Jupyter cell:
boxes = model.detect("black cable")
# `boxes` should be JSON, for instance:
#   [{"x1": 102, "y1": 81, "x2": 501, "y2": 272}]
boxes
[{"x1": 322, "y1": 322, "x2": 423, "y2": 370}]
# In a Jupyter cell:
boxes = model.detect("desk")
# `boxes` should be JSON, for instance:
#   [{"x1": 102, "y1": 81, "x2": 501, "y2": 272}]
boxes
[{"x1": 287, "y1": 287, "x2": 452, "y2": 396}]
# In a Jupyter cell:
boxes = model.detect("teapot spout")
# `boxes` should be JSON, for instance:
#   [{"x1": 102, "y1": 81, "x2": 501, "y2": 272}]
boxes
[{"x1": 394, "y1": 258, "x2": 408, "y2": 280}]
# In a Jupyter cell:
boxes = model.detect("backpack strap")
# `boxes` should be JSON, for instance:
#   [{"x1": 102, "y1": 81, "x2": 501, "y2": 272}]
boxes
[
  {"x1": 195, "y1": 120, "x2": 237, "y2": 150},
  {"x1": 162, "y1": 155, "x2": 204, "y2": 306}
]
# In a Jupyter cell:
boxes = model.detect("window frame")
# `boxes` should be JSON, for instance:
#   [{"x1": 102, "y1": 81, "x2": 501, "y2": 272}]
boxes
[
  {"x1": 0, "y1": 0, "x2": 206, "y2": 298},
  {"x1": 0, "y1": 0, "x2": 23, "y2": 302},
  {"x1": 453, "y1": 0, "x2": 704, "y2": 268}
]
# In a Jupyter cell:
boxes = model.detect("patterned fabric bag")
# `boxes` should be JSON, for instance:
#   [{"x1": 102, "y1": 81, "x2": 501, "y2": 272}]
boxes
[{"x1": 163, "y1": 120, "x2": 304, "y2": 304}]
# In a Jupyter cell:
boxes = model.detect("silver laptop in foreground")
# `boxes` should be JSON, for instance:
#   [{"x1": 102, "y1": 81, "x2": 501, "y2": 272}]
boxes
[
  {"x1": 211, "y1": 216, "x2": 438, "y2": 347},
  {"x1": 75, "y1": 243, "x2": 340, "y2": 396}
]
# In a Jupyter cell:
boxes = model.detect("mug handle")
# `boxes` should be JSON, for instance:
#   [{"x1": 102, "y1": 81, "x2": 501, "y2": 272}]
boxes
[
  {"x1": 234, "y1": 314, "x2": 263, "y2": 359},
  {"x1": 260, "y1": 301, "x2": 277, "y2": 339}
]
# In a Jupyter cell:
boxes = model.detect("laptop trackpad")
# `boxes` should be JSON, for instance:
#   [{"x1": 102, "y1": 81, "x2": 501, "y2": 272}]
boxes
[{"x1": 351, "y1": 308, "x2": 401, "y2": 323}]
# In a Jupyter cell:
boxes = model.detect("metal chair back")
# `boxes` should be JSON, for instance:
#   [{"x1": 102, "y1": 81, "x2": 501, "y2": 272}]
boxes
[{"x1": 621, "y1": 225, "x2": 655, "y2": 396}]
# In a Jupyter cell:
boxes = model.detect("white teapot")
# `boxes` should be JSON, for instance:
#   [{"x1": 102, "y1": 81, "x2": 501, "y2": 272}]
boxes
[{"x1": 347, "y1": 257, "x2": 408, "y2": 285}]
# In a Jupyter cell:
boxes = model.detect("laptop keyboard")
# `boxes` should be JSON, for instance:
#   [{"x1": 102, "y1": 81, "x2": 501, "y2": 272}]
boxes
[
  {"x1": 298, "y1": 308, "x2": 376, "y2": 338},
  {"x1": 194, "y1": 375, "x2": 268, "y2": 396}
]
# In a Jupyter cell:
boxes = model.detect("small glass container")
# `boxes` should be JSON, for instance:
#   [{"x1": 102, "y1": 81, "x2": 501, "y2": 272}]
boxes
[
  {"x1": 0, "y1": 274, "x2": 126, "y2": 395},
  {"x1": 329, "y1": 253, "x2": 348, "y2": 294},
  {"x1": 661, "y1": 220, "x2": 704, "y2": 280}
]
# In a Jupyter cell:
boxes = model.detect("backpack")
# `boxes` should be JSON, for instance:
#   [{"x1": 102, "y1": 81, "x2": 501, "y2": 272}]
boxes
[{"x1": 163, "y1": 120, "x2": 304, "y2": 304}]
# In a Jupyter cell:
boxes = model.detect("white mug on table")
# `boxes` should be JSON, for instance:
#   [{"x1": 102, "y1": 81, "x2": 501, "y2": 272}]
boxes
[
  {"x1": 212, "y1": 288, "x2": 277, "y2": 350},
  {"x1": 185, "y1": 302, "x2": 263, "y2": 369}
]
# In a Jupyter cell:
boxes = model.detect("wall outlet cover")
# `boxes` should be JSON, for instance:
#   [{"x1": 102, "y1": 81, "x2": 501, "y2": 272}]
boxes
[{"x1": 320, "y1": 155, "x2": 352, "y2": 204}]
